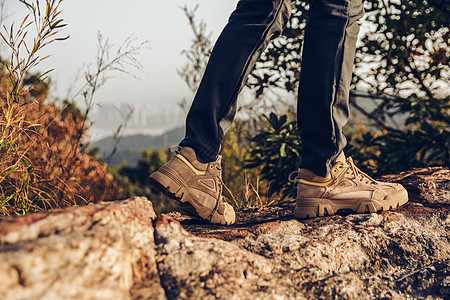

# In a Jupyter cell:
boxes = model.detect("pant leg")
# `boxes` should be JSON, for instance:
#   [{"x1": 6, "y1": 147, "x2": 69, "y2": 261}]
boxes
[
  {"x1": 298, "y1": 0, "x2": 364, "y2": 176},
  {"x1": 180, "y1": 0, "x2": 293, "y2": 163}
]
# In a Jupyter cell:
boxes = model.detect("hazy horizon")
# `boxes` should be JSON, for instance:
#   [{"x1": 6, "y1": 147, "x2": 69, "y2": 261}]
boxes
[{"x1": 2, "y1": 0, "x2": 238, "y2": 137}]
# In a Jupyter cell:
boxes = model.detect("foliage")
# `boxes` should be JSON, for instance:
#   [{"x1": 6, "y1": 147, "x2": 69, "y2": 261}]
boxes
[
  {"x1": 0, "y1": 0, "x2": 149, "y2": 216},
  {"x1": 1, "y1": 0, "x2": 68, "y2": 96},
  {"x1": 0, "y1": 0, "x2": 69, "y2": 215},
  {"x1": 245, "y1": 0, "x2": 449, "y2": 176},
  {"x1": 246, "y1": 0, "x2": 309, "y2": 96},
  {"x1": 345, "y1": 122, "x2": 449, "y2": 175},
  {"x1": 0, "y1": 73, "x2": 122, "y2": 215},
  {"x1": 347, "y1": 0, "x2": 450, "y2": 175},
  {"x1": 220, "y1": 120, "x2": 273, "y2": 209},
  {"x1": 245, "y1": 113, "x2": 301, "y2": 199}
]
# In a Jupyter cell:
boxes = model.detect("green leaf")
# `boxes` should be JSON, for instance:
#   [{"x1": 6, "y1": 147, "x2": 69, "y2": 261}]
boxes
[
  {"x1": 280, "y1": 143, "x2": 286, "y2": 157},
  {"x1": 2, "y1": 167, "x2": 17, "y2": 176},
  {"x1": 21, "y1": 159, "x2": 34, "y2": 174}
]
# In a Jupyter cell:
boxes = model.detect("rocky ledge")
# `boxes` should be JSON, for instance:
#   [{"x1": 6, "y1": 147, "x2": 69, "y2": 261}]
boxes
[{"x1": 0, "y1": 167, "x2": 449, "y2": 300}]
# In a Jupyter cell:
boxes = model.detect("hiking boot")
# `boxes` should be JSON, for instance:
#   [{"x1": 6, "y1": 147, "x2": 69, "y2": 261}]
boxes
[
  {"x1": 290, "y1": 152, "x2": 408, "y2": 218},
  {"x1": 149, "y1": 146, "x2": 236, "y2": 225}
]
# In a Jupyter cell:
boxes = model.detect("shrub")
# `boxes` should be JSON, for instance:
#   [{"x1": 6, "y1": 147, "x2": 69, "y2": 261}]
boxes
[
  {"x1": 0, "y1": 74, "x2": 122, "y2": 215},
  {"x1": 244, "y1": 113, "x2": 301, "y2": 200},
  {"x1": 0, "y1": 0, "x2": 129, "y2": 215}
]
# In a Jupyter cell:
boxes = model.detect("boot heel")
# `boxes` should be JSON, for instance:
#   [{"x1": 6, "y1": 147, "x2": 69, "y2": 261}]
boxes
[{"x1": 149, "y1": 171, "x2": 187, "y2": 202}]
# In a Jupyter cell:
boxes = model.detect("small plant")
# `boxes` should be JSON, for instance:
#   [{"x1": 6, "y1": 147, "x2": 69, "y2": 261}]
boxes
[
  {"x1": 0, "y1": 0, "x2": 69, "y2": 214},
  {"x1": 1, "y1": 0, "x2": 68, "y2": 96},
  {"x1": 177, "y1": 5, "x2": 213, "y2": 113},
  {"x1": 245, "y1": 113, "x2": 301, "y2": 199}
]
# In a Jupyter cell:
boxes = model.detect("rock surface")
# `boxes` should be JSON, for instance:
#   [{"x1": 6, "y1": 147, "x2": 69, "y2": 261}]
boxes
[
  {"x1": 1, "y1": 167, "x2": 449, "y2": 299},
  {"x1": 0, "y1": 197, "x2": 165, "y2": 300}
]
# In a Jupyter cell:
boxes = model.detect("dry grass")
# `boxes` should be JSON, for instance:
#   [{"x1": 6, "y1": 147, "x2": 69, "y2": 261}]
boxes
[
  {"x1": 0, "y1": 1, "x2": 128, "y2": 216},
  {"x1": 0, "y1": 78, "x2": 123, "y2": 215}
]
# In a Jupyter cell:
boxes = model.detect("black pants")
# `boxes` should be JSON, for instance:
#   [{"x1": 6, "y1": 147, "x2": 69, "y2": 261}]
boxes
[{"x1": 180, "y1": 0, "x2": 364, "y2": 177}]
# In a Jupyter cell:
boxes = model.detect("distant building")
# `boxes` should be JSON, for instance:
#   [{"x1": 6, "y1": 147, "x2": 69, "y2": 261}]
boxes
[{"x1": 88, "y1": 103, "x2": 184, "y2": 141}]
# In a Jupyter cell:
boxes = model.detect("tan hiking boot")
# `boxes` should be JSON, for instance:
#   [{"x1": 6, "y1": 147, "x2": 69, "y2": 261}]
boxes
[
  {"x1": 149, "y1": 146, "x2": 236, "y2": 225},
  {"x1": 290, "y1": 152, "x2": 409, "y2": 218}
]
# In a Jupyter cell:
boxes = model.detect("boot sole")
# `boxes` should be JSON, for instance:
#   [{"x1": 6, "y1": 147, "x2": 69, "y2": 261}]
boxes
[
  {"x1": 149, "y1": 170, "x2": 235, "y2": 225},
  {"x1": 294, "y1": 189, "x2": 409, "y2": 219}
]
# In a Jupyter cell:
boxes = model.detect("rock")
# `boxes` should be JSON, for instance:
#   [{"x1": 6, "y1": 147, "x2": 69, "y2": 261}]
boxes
[
  {"x1": 0, "y1": 197, "x2": 165, "y2": 300},
  {"x1": 154, "y1": 215, "x2": 279, "y2": 300},
  {"x1": 158, "y1": 207, "x2": 449, "y2": 299},
  {"x1": 1, "y1": 168, "x2": 449, "y2": 299},
  {"x1": 160, "y1": 167, "x2": 450, "y2": 299},
  {"x1": 379, "y1": 167, "x2": 450, "y2": 206}
]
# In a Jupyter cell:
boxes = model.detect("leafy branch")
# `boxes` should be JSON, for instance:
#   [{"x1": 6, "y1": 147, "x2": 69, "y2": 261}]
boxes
[{"x1": 0, "y1": 0, "x2": 68, "y2": 97}]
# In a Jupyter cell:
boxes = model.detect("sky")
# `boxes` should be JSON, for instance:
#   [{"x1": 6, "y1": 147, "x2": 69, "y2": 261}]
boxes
[{"x1": 3, "y1": 0, "x2": 237, "y2": 114}]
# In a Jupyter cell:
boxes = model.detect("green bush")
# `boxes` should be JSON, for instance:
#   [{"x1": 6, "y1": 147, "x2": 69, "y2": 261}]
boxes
[{"x1": 245, "y1": 113, "x2": 301, "y2": 200}]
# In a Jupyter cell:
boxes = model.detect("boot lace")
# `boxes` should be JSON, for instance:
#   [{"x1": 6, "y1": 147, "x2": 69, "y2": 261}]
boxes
[{"x1": 346, "y1": 157, "x2": 377, "y2": 185}]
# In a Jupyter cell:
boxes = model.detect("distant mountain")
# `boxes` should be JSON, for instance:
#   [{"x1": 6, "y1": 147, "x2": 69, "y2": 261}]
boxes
[{"x1": 91, "y1": 127, "x2": 184, "y2": 166}]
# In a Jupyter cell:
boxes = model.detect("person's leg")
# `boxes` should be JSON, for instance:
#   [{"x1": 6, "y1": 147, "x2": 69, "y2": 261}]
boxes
[
  {"x1": 293, "y1": 0, "x2": 408, "y2": 219},
  {"x1": 297, "y1": 0, "x2": 364, "y2": 177},
  {"x1": 150, "y1": 0, "x2": 293, "y2": 225},
  {"x1": 180, "y1": 0, "x2": 293, "y2": 163}
]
